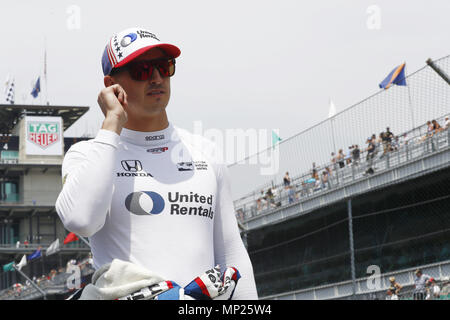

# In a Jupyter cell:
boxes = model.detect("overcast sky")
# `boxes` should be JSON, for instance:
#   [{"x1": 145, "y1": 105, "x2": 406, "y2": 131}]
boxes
[{"x1": 1, "y1": 0, "x2": 449, "y2": 169}]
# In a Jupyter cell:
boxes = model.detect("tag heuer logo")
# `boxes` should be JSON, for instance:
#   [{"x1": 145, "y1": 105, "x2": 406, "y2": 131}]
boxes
[{"x1": 27, "y1": 122, "x2": 60, "y2": 149}]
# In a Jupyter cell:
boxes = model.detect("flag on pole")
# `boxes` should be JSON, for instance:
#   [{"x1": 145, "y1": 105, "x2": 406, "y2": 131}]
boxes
[
  {"x1": 63, "y1": 232, "x2": 79, "y2": 245},
  {"x1": 379, "y1": 63, "x2": 407, "y2": 89},
  {"x1": 16, "y1": 255, "x2": 27, "y2": 271},
  {"x1": 44, "y1": 49, "x2": 47, "y2": 79},
  {"x1": 31, "y1": 77, "x2": 41, "y2": 98},
  {"x1": 272, "y1": 130, "x2": 282, "y2": 150},
  {"x1": 3, "y1": 262, "x2": 15, "y2": 272},
  {"x1": 44, "y1": 44, "x2": 48, "y2": 105},
  {"x1": 46, "y1": 238, "x2": 60, "y2": 256},
  {"x1": 28, "y1": 246, "x2": 42, "y2": 261},
  {"x1": 328, "y1": 99, "x2": 337, "y2": 118},
  {"x1": 4, "y1": 75, "x2": 15, "y2": 104}
]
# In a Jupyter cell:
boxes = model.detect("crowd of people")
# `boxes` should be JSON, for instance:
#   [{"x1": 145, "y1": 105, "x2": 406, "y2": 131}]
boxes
[
  {"x1": 385, "y1": 268, "x2": 450, "y2": 300},
  {"x1": 0, "y1": 254, "x2": 94, "y2": 299},
  {"x1": 237, "y1": 116, "x2": 450, "y2": 219}
]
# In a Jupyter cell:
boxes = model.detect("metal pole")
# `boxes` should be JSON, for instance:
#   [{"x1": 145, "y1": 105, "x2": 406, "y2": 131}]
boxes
[
  {"x1": 330, "y1": 118, "x2": 337, "y2": 155},
  {"x1": 13, "y1": 265, "x2": 47, "y2": 300},
  {"x1": 406, "y1": 77, "x2": 417, "y2": 132},
  {"x1": 77, "y1": 235, "x2": 90, "y2": 248},
  {"x1": 347, "y1": 198, "x2": 357, "y2": 299},
  {"x1": 426, "y1": 58, "x2": 450, "y2": 85}
]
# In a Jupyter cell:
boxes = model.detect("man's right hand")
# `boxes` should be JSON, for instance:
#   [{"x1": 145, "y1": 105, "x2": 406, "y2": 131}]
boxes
[{"x1": 97, "y1": 84, "x2": 129, "y2": 135}]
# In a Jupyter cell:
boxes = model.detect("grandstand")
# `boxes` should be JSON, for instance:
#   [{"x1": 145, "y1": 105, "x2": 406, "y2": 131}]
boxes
[
  {"x1": 0, "y1": 104, "x2": 93, "y2": 300},
  {"x1": 230, "y1": 55, "x2": 450, "y2": 300}
]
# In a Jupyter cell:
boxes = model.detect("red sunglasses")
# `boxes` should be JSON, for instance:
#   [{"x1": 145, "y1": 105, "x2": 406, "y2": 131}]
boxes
[{"x1": 116, "y1": 58, "x2": 176, "y2": 81}]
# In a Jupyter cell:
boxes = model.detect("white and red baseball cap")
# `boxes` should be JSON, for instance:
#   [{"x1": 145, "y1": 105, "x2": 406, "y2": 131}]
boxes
[{"x1": 102, "y1": 27, "x2": 181, "y2": 76}]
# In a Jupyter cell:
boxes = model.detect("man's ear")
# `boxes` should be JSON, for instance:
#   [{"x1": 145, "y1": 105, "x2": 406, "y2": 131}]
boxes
[{"x1": 104, "y1": 75, "x2": 115, "y2": 88}]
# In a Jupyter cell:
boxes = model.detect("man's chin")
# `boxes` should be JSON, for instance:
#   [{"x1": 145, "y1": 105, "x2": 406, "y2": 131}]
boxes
[{"x1": 143, "y1": 103, "x2": 168, "y2": 115}]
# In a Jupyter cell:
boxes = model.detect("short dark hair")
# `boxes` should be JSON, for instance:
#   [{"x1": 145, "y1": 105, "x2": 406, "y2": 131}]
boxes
[{"x1": 109, "y1": 66, "x2": 124, "y2": 77}]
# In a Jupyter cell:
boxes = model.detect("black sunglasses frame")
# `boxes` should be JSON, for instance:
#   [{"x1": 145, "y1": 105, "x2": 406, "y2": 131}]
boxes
[{"x1": 110, "y1": 58, "x2": 176, "y2": 81}]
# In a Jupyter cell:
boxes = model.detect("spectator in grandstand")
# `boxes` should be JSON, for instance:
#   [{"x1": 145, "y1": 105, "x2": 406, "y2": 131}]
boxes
[
  {"x1": 311, "y1": 162, "x2": 318, "y2": 180},
  {"x1": 330, "y1": 152, "x2": 337, "y2": 169},
  {"x1": 432, "y1": 119, "x2": 442, "y2": 133},
  {"x1": 426, "y1": 121, "x2": 434, "y2": 137},
  {"x1": 288, "y1": 185, "x2": 297, "y2": 204},
  {"x1": 345, "y1": 146, "x2": 353, "y2": 165},
  {"x1": 422, "y1": 120, "x2": 440, "y2": 152},
  {"x1": 283, "y1": 172, "x2": 291, "y2": 189},
  {"x1": 265, "y1": 188, "x2": 276, "y2": 208},
  {"x1": 399, "y1": 133, "x2": 409, "y2": 148},
  {"x1": 256, "y1": 189, "x2": 266, "y2": 211},
  {"x1": 444, "y1": 116, "x2": 450, "y2": 130},
  {"x1": 426, "y1": 278, "x2": 441, "y2": 300},
  {"x1": 49, "y1": 269, "x2": 57, "y2": 281},
  {"x1": 337, "y1": 149, "x2": 345, "y2": 169},
  {"x1": 413, "y1": 268, "x2": 431, "y2": 300},
  {"x1": 87, "y1": 253, "x2": 94, "y2": 267},
  {"x1": 300, "y1": 181, "x2": 309, "y2": 197},
  {"x1": 390, "y1": 136, "x2": 399, "y2": 151},
  {"x1": 314, "y1": 176, "x2": 322, "y2": 190},
  {"x1": 352, "y1": 145, "x2": 360, "y2": 166},
  {"x1": 380, "y1": 132, "x2": 389, "y2": 158},
  {"x1": 364, "y1": 138, "x2": 376, "y2": 175},
  {"x1": 13, "y1": 283, "x2": 22, "y2": 297},
  {"x1": 321, "y1": 170, "x2": 331, "y2": 190},
  {"x1": 374, "y1": 133, "x2": 381, "y2": 157},
  {"x1": 325, "y1": 166, "x2": 332, "y2": 177},
  {"x1": 385, "y1": 127, "x2": 394, "y2": 148},
  {"x1": 387, "y1": 276, "x2": 402, "y2": 299},
  {"x1": 236, "y1": 208, "x2": 244, "y2": 223}
]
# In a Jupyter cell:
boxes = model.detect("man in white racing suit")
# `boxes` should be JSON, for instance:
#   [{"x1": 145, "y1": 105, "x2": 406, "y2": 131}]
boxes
[{"x1": 55, "y1": 27, "x2": 258, "y2": 300}]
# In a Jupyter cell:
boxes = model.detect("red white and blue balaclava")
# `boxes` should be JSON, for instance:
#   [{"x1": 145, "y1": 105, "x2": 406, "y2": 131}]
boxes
[{"x1": 102, "y1": 27, "x2": 181, "y2": 76}]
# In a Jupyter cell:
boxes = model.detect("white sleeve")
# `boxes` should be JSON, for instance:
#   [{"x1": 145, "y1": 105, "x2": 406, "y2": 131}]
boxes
[
  {"x1": 55, "y1": 129, "x2": 119, "y2": 237},
  {"x1": 213, "y1": 163, "x2": 258, "y2": 300}
]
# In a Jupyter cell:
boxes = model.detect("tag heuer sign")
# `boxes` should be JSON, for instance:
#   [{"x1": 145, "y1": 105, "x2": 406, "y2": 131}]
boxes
[
  {"x1": 25, "y1": 116, "x2": 63, "y2": 155},
  {"x1": 28, "y1": 122, "x2": 59, "y2": 148}
]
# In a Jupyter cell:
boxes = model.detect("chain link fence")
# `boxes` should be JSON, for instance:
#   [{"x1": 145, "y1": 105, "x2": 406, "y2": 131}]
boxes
[
  {"x1": 229, "y1": 55, "x2": 450, "y2": 299},
  {"x1": 229, "y1": 55, "x2": 450, "y2": 202}
]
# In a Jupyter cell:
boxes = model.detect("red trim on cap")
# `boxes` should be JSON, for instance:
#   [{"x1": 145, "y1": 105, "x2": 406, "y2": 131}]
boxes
[
  {"x1": 107, "y1": 44, "x2": 115, "y2": 66},
  {"x1": 114, "y1": 44, "x2": 181, "y2": 69},
  {"x1": 109, "y1": 38, "x2": 118, "y2": 65}
]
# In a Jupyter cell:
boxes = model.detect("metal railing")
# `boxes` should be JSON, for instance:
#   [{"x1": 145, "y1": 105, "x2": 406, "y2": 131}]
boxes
[
  {"x1": 229, "y1": 55, "x2": 450, "y2": 211},
  {"x1": 0, "y1": 256, "x2": 94, "y2": 300},
  {"x1": 235, "y1": 119, "x2": 450, "y2": 225},
  {"x1": 261, "y1": 259, "x2": 450, "y2": 300}
]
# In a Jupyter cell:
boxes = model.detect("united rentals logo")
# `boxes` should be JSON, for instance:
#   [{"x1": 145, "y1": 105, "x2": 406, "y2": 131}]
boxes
[
  {"x1": 125, "y1": 191, "x2": 214, "y2": 219},
  {"x1": 125, "y1": 191, "x2": 165, "y2": 215},
  {"x1": 27, "y1": 122, "x2": 60, "y2": 149},
  {"x1": 118, "y1": 160, "x2": 153, "y2": 177},
  {"x1": 136, "y1": 30, "x2": 160, "y2": 41},
  {"x1": 120, "y1": 33, "x2": 138, "y2": 47}
]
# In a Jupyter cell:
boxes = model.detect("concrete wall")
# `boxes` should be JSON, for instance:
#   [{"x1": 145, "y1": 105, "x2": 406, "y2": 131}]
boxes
[{"x1": 21, "y1": 169, "x2": 62, "y2": 206}]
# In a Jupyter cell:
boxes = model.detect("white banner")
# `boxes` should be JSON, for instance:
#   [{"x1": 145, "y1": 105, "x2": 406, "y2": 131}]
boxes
[{"x1": 25, "y1": 116, "x2": 63, "y2": 155}]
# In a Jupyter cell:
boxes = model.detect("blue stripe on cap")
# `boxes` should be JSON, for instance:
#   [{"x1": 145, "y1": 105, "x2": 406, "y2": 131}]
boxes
[{"x1": 102, "y1": 45, "x2": 113, "y2": 76}]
